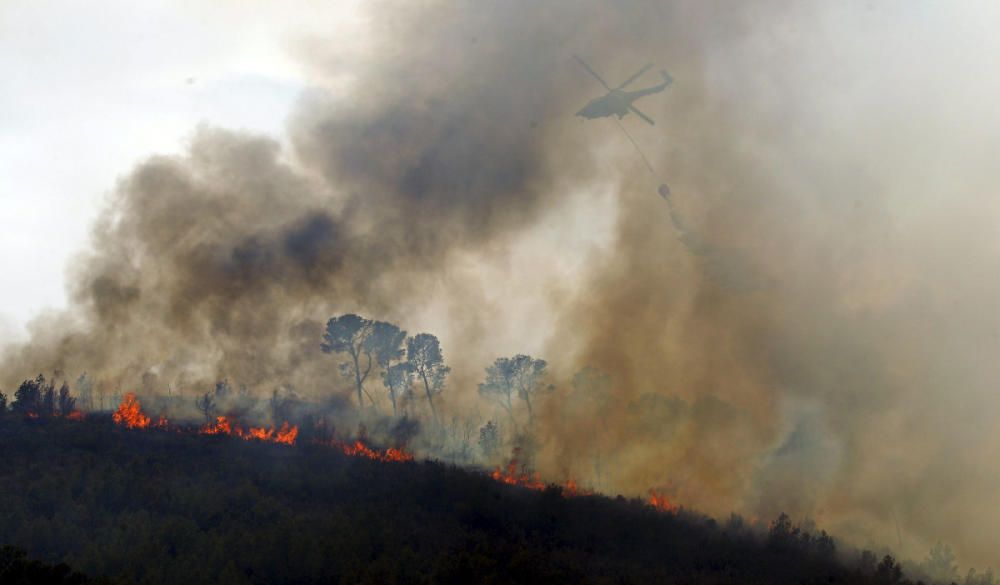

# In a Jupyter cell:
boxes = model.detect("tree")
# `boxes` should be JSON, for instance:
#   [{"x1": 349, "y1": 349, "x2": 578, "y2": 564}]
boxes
[
  {"x1": 40, "y1": 378, "x2": 56, "y2": 417},
  {"x1": 767, "y1": 512, "x2": 800, "y2": 550},
  {"x1": 196, "y1": 393, "x2": 217, "y2": 422},
  {"x1": 479, "y1": 358, "x2": 519, "y2": 431},
  {"x1": 13, "y1": 375, "x2": 44, "y2": 415},
  {"x1": 57, "y1": 382, "x2": 76, "y2": 416},
  {"x1": 0, "y1": 391, "x2": 7, "y2": 415},
  {"x1": 406, "y1": 333, "x2": 450, "y2": 425},
  {"x1": 322, "y1": 314, "x2": 373, "y2": 408},
  {"x1": 382, "y1": 363, "x2": 412, "y2": 418},
  {"x1": 875, "y1": 555, "x2": 903, "y2": 584},
  {"x1": 509, "y1": 355, "x2": 550, "y2": 423},
  {"x1": 815, "y1": 530, "x2": 836, "y2": 558},
  {"x1": 370, "y1": 321, "x2": 407, "y2": 415},
  {"x1": 478, "y1": 354, "x2": 550, "y2": 429}
]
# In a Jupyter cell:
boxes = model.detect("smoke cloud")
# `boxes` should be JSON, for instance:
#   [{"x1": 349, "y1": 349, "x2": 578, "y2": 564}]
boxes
[{"x1": 4, "y1": 0, "x2": 1000, "y2": 570}]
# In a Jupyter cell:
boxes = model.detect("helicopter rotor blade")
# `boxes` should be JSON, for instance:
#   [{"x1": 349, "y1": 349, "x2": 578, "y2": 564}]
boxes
[
  {"x1": 628, "y1": 105, "x2": 655, "y2": 125},
  {"x1": 616, "y1": 63, "x2": 653, "y2": 90},
  {"x1": 573, "y1": 55, "x2": 611, "y2": 91}
]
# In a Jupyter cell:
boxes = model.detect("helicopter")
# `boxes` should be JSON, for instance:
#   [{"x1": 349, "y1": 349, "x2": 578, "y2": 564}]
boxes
[{"x1": 574, "y1": 55, "x2": 672, "y2": 125}]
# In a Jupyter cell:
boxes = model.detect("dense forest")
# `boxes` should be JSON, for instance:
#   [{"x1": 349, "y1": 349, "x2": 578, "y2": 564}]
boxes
[{"x1": 0, "y1": 412, "x2": 978, "y2": 585}]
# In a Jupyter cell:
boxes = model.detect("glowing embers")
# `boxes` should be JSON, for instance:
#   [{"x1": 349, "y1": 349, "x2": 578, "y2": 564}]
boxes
[
  {"x1": 199, "y1": 415, "x2": 299, "y2": 445},
  {"x1": 647, "y1": 489, "x2": 679, "y2": 513}
]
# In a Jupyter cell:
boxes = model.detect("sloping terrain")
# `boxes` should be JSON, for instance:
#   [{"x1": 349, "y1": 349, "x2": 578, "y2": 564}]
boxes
[{"x1": 0, "y1": 417, "x2": 908, "y2": 584}]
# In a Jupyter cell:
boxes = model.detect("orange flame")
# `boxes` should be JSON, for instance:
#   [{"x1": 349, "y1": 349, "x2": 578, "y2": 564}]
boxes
[
  {"x1": 112, "y1": 393, "x2": 151, "y2": 429},
  {"x1": 199, "y1": 415, "x2": 298, "y2": 446},
  {"x1": 326, "y1": 439, "x2": 414, "y2": 462},
  {"x1": 200, "y1": 415, "x2": 235, "y2": 436},
  {"x1": 491, "y1": 457, "x2": 545, "y2": 491},
  {"x1": 561, "y1": 479, "x2": 593, "y2": 497},
  {"x1": 65, "y1": 410, "x2": 86, "y2": 421},
  {"x1": 273, "y1": 423, "x2": 298, "y2": 445},
  {"x1": 648, "y1": 490, "x2": 678, "y2": 513}
]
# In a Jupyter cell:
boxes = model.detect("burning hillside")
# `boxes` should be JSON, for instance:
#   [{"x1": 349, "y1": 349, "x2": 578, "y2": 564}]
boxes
[
  {"x1": 0, "y1": 416, "x2": 917, "y2": 584},
  {"x1": 3, "y1": 0, "x2": 1000, "y2": 575}
]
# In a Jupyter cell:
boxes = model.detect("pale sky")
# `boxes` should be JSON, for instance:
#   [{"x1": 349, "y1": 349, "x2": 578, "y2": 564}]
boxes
[{"x1": 0, "y1": 1, "x2": 363, "y2": 341}]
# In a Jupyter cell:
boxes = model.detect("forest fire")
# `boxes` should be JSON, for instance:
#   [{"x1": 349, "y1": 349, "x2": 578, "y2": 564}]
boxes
[
  {"x1": 109, "y1": 396, "x2": 298, "y2": 444},
  {"x1": 112, "y1": 393, "x2": 151, "y2": 429},
  {"x1": 325, "y1": 439, "x2": 415, "y2": 462},
  {"x1": 491, "y1": 458, "x2": 545, "y2": 491},
  {"x1": 648, "y1": 490, "x2": 679, "y2": 513},
  {"x1": 199, "y1": 416, "x2": 300, "y2": 445},
  {"x1": 561, "y1": 479, "x2": 593, "y2": 497}
]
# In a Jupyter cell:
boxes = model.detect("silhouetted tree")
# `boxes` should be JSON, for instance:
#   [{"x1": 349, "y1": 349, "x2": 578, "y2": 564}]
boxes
[
  {"x1": 13, "y1": 375, "x2": 43, "y2": 415},
  {"x1": 369, "y1": 321, "x2": 407, "y2": 415},
  {"x1": 406, "y1": 333, "x2": 450, "y2": 425},
  {"x1": 767, "y1": 512, "x2": 801, "y2": 550},
  {"x1": 479, "y1": 354, "x2": 550, "y2": 428},
  {"x1": 876, "y1": 555, "x2": 903, "y2": 584},
  {"x1": 479, "y1": 359, "x2": 518, "y2": 430},
  {"x1": 196, "y1": 393, "x2": 217, "y2": 422},
  {"x1": 0, "y1": 391, "x2": 7, "y2": 415},
  {"x1": 815, "y1": 530, "x2": 836, "y2": 558},
  {"x1": 41, "y1": 378, "x2": 56, "y2": 417},
  {"x1": 511, "y1": 355, "x2": 551, "y2": 423},
  {"x1": 57, "y1": 382, "x2": 76, "y2": 416},
  {"x1": 320, "y1": 313, "x2": 375, "y2": 407}
]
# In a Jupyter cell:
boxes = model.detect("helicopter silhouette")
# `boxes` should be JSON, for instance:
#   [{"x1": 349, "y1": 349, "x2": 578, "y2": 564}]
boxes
[{"x1": 574, "y1": 55, "x2": 672, "y2": 125}]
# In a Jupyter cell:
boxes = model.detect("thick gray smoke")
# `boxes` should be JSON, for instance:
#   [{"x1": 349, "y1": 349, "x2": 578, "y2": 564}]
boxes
[{"x1": 4, "y1": 0, "x2": 1000, "y2": 571}]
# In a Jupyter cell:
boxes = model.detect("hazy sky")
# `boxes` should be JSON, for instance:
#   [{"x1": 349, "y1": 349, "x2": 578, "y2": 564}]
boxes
[{"x1": 0, "y1": 1, "x2": 363, "y2": 340}]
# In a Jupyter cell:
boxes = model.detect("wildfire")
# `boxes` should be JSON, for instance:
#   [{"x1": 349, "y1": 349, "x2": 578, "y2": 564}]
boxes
[
  {"x1": 491, "y1": 459, "x2": 545, "y2": 491},
  {"x1": 327, "y1": 439, "x2": 414, "y2": 462},
  {"x1": 199, "y1": 415, "x2": 299, "y2": 446},
  {"x1": 112, "y1": 393, "x2": 152, "y2": 429},
  {"x1": 66, "y1": 410, "x2": 86, "y2": 421},
  {"x1": 561, "y1": 479, "x2": 593, "y2": 497},
  {"x1": 648, "y1": 490, "x2": 679, "y2": 513},
  {"x1": 273, "y1": 423, "x2": 298, "y2": 445}
]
